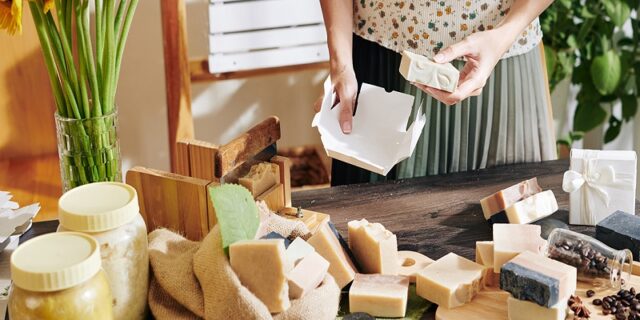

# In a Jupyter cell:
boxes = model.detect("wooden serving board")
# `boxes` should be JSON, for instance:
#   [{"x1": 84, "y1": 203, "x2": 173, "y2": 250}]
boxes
[{"x1": 436, "y1": 273, "x2": 640, "y2": 320}]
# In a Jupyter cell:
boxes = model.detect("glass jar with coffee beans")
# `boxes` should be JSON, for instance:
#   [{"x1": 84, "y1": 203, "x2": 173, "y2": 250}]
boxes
[{"x1": 546, "y1": 229, "x2": 632, "y2": 290}]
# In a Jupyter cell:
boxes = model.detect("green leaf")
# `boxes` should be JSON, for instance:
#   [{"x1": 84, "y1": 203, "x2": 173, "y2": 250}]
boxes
[
  {"x1": 590, "y1": 50, "x2": 622, "y2": 95},
  {"x1": 621, "y1": 95, "x2": 638, "y2": 121},
  {"x1": 573, "y1": 103, "x2": 608, "y2": 132},
  {"x1": 604, "y1": 116, "x2": 622, "y2": 143},
  {"x1": 603, "y1": 0, "x2": 631, "y2": 27},
  {"x1": 209, "y1": 184, "x2": 260, "y2": 254}
]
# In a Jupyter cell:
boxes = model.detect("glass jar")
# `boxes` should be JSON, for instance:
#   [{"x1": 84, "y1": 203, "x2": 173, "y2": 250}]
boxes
[
  {"x1": 55, "y1": 111, "x2": 121, "y2": 192},
  {"x1": 57, "y1": 182, "x2": 149, "y2": 320},
  {"x1": 9, "y1": 232, "x2": 113, "y2": 319},
  {"x1": 546, "y1": 228, "x2": 632, "y2": 290}
]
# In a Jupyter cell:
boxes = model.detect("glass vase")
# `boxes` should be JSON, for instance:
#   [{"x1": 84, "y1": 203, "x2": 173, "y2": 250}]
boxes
[{"x1": 55, "y1": 111, "x2": 122, "y2": 192}]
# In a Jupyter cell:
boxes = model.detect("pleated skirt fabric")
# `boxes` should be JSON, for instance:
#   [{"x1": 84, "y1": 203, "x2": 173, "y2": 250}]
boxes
[{"x1": 330, "y1": 35, "x2": 557, "y2": 186}]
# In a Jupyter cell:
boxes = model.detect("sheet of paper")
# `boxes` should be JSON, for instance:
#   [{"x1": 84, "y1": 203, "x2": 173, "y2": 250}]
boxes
[
  {"x1": 312, "y1": 77, "x2": 426, "y2": 175},
  {"x1": 0, "y1": 236, "x2": 18, "y2": 320}
]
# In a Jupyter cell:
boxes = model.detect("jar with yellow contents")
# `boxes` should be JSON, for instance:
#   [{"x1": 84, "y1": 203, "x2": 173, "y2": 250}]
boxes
[{"x1": 8, "y1": 232, "x2": 113, "y2": 319}]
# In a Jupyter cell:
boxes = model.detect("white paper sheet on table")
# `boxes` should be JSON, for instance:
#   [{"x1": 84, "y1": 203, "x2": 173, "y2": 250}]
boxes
[
  {"x1": 312, "y1": 76, "x2": 426, "y2": 175},
  {"x1": 0, "y1": 236, "x2": 18, "y2": 320}
]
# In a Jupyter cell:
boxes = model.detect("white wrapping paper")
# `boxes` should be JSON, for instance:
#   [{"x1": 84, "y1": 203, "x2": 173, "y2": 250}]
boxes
[{"x1": 563, "y1": 149, "x2": 637, "y2": 226}]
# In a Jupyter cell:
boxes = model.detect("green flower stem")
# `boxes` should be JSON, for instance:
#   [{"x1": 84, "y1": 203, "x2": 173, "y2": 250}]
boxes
[
  {"x1": 113, "y1": 0, "x2": 138, "y2": 95},
  {"x1": 95, "y1": 0, "x2": 104, "y2": 80},
  {"x1": 114, "y1": 0, "x2": 127, "y2": 34},
  {"x1": 78, "y1": 0, "x2": 103, "y2": 117},
  {"x1": 103, "y1": 0, "x2": 116, "y2": 115}
]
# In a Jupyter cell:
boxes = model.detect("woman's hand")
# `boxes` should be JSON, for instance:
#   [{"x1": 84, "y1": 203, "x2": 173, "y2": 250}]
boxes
[
  {"x1": 314, "y1": 65, "x2": 358, "y2": 134},
  {"x1": 413, "y1": 28, "x2": 513, "y2": 105}
]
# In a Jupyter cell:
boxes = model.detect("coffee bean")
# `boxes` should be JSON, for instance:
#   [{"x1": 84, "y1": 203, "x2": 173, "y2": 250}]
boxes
[
  {"x1": 587, "y1": 290, "x2": 595, "y2": 297},
  {"x1": 616, "y1": 312, "x2": 625, "y2": 320},
  {"x1": 593, "y1": 298, "x2": 603, "y2": 305},
  {"x1": 603, "y1": 308, "x2": 611, "y2": 315},
  {"x1": 611, "y1": 306, "x2": 618, "y2": 313},
  {"x1": 622, "y1": 300, "x2": 630, "y2": 307}
]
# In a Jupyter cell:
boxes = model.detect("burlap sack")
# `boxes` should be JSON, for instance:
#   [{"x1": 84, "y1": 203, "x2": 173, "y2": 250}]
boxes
[{"x1": 148, "y1": 226, "x2": 340, "y2": 320}]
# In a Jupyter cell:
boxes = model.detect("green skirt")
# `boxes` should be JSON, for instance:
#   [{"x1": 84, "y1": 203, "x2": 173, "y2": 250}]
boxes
[{"x1": 330, "y1": 35, "x2": 557, "y2": 186}]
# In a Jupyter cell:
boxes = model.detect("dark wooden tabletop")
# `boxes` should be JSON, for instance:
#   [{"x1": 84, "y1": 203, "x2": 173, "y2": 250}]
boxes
[{"x1": 18, "y1": 159, "x2": 640, "y2": 320}]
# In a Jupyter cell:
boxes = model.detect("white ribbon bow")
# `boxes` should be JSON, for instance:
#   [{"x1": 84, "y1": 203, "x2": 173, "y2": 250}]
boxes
[{"x1": 563, "y1": 158, "x2": 634, "y2": 225}]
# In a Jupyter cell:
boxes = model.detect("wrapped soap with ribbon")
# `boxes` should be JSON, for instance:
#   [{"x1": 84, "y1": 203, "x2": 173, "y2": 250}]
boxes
[{"x1": 563, "y1": 149, "x2": 637, "y2": 226}]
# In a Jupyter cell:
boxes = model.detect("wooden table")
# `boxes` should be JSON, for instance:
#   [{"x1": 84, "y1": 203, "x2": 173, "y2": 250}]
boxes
[{"x1": 17, "y1": 159, "x2": 640, "y2": 319}]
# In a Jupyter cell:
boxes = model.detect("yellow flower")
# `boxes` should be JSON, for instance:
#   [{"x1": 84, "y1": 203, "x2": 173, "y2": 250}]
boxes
[
  {"x1": 0, "y1": 0, "x2": 22, "y2": 35},
  {"x1": 43, "y1": 0, "x2": 53, "y2": 13}
]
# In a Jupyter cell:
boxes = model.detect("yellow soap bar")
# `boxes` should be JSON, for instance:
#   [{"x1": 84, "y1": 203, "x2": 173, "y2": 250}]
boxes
[
  {"x1": 238, "y1": 162, "x2": 280, "y2": 197},
  {"x1": 307, "y1": 222, "x2": 356, "y2": 289},
  {"x1": 229, "y1": 239, "x2": 292, "y2": 313},
  {"x1": 493, "y1": 224, "x2": 546, "y2": 272},
  {"x1": 348, "y1": 219, "x2": 398, "y2": 275},
  {"x1": 475, "y1": 241, "x2": 499, "y2": 287},
  {"x1": 349, "y1": 273, "x2": 410, "y2": 318},
  {"x1": 416, "y1": 253, "x2": 484, "y2": 309}
]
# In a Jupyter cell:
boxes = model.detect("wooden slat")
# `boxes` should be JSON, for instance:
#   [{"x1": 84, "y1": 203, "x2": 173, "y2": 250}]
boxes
[
  {"x1": 270, "y1": 156, "x2": 292, "y2": 207},
  {"x1": 206, "y1": 182, "x2": 219, "y2": 229},
  {"x1": 126, "y1": 167, "x2": 210, "y2": 240},
  {"x1": 175, "y1": 139, "x2": 192, "y2": 176},
  {"x1": 209, "y1": 0, "x2": 323, "y2": 33},
  {"x1": 161, "y1": 0, "x2": 195, "y2": 172},
  {"x1": 215, "y1": 116, "x2": 281, "y2": 178},
  {"x1": 209, "y1": 44, "x2": 329, "y2": 73},
  {"x1": 188, "y1": 140, "x2": 219, "y2": 181},
  {"x1": 256, "y1": 183, "x2": 285, "y2": 212},
  {"x1": 209, "y1": 25, "x2": 326, "y2": 54},
  {"x1": 190, "y1": 58, "x2": 328, "y2": 82}
]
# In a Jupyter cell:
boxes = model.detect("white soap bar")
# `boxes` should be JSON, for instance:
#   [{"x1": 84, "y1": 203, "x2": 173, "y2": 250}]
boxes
[
  {"x1": 475, "y1": 241, "x2": 499, "y2": 287},
  {"x1": 348, "y1": 219, "x2": 398, "y2": 274},
  {"x1": 480, "y1": 178, "x2": 542, "y2": 220},
  {"x1": 229, "y1": 239, "x2": 292, "y2": 313},
  {"x1": 288, "y1": 251, "x2": 329, "y2": 299},
  {"x1": 505, "y1": 190, "x2": 558, "y2": 224},
  {"x1": 493, "y1": 224, "x2": 546, "y2": 272},
  {"x1": 416, "y1": 253, "x2": 484, "y2": 309},
  {"x1": 399, "y1": 50, "x2": 460, "y2": 92},
  {"x1": 349, "y1": 273, "x2": 410, "y2": 318},
  {"x1": 397, "y1": 251, "x2": 434, "y2": 283},
  {"x1": 308, "y1": 222, "x2": 357, "y2": 289},
  {"x1": 507, "y1": 296, "x2": 568, "y2": 320},
  {"x1": 286, "y1": 237, "x2": 315, "y2": 266}
]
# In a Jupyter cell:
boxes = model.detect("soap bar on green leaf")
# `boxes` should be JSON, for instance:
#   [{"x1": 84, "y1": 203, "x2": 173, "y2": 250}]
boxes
[{"x1": 209, "y1": 184, "x2": 260, "y2": 254}]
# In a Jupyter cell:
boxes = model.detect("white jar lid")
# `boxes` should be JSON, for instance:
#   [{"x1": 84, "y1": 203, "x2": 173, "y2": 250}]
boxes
[
  {"x1": 11, "y1": 232, "x2": 102, "y2": 292},
  {"x1": 59, "y1": 182, "x2": 139, "y2": 232}
]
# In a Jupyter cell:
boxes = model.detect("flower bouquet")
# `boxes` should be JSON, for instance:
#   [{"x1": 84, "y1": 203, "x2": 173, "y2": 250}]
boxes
[{"x1": 1, "y1": 0, "x2": 138, "y2": 191}]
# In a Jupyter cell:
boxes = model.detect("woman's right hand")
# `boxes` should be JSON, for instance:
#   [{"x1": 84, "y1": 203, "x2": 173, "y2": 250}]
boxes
[{"x1": 314, "y1": 65, "x2": 358, "y2": 134}]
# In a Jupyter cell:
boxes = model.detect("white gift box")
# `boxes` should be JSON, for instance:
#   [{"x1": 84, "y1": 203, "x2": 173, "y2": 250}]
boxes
[
  {"x1": 563, "y1": 149, "x2": 637, "y2": 226},
  {"x1": 312, "y1": 76, "x2": 426, "y2": 176}
]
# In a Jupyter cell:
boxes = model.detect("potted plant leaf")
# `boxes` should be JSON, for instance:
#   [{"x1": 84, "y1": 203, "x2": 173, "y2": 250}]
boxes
[{"x1": 0, "y1": 0, "x2": 139, "y2": 191}]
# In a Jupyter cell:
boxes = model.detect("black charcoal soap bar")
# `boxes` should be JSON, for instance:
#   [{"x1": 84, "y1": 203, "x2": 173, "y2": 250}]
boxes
[
  {"x1": 500, "y1": 262, "x2": 560, "y2": 307},
  {"x1": 596, "y1": 211, "x2": 640, "y2": 261},
  {"x1": 328, "y1": 221, "x2": 362, "y2": 272}
]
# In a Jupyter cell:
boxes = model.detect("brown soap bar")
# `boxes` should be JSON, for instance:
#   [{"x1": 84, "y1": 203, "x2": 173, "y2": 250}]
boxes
[{"x1": 480, "y1": 178, "x2": 542, "y2": 221}]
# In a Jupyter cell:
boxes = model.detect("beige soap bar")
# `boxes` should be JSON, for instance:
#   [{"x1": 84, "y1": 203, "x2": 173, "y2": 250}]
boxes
[
  {"x1": 493, "y1": 224, "x2": 546, "y2": 272},
  {"x1": 307, "y1": 221, "x2": 357, "y2": 289},
  {"x1": 399, "y1": 50, "x2": 459, "y2": 92},
  {"x1": 349, "y1": 273, "x2": 410, "y2": 318},
  {"x1": 348, "y1": 219, "x2": 398, "y2": 275},
  {"x1": 507, "y1": 296, "x2": 568, "y2": 320},
  {"x1": 397, "y1": 251, "x2": 434, "y2": 283},
  {"x1": 475, "y1": 241, "x2": 499, "y2": 287},
  {"x1": 416, "y1": 252, "x2": 484, "y2": 309},
  {"x1": 239, "y1": 162, "x2": 281, "y2": 197},
  {"x1": 480, "y1": 178, "x2": 542, "y2": 220},
  {"x1": 288, "y1": 251, "x2": 329, "y2": 299},
  {"x1": 505, "y1": 190, "x2": 558, "y2": 224},
  {"x1": 229, "y1": 239, "x2": 292, "y2": 313},
  {"x1": 286, "y1": 237, "x2": 315, "y2": 266}
]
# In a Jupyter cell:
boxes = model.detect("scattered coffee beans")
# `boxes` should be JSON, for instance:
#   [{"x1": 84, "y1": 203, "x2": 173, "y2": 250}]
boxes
[
  {"x1": 587, "y1": 290, "x2": 596, "y2": 297},
  {"x1": 591, "y1": 287, "x2": 640, "y2": 320}
]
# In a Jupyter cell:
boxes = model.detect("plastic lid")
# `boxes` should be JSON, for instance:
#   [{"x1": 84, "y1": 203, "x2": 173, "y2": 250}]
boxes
[
  {"x1": 11, "y1": 232, "x2": 101, "y2": 292},
  {"x1": 59, "y1": 182, "x2": 139, "y2": 232}
]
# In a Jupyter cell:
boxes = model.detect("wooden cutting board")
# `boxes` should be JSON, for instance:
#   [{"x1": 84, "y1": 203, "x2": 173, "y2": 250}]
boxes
[{"x1": 436, "y1": 270, "x2": 640, "y2": 320}]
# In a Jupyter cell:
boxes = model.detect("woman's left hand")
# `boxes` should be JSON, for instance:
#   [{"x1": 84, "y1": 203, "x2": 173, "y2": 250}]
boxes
[{"x1": 413, "y1": 29, "x2": 513, "y2": 105}]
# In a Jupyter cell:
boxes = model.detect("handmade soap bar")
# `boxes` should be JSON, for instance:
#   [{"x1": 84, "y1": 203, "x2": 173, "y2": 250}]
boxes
[
  {"x1": 308, "y1": 222, "x2": 357, "y2": 288},
  {"x1": 348, "y1": 219, "x2": 398, "y2": 274},
  {"x1": 328, "y1": 221, "x2": 361, "y2": 271},
  {"x1": 349, "y1": 273, "x2": 410, "y2": 318},
  {"x1": 505, "y1": 190, "x2": 559, "y2": 224},
  {"x1": 500, "y1": 251, "x2": 576, "y2": 307},
  {"x1": 397, "y1": 251, "x2": 433, "y2": 283},
  {"x1": 475, "y1": 241, "x2": 499, "y2": 287},
  {"x1": 229, "y1": 239, "x2": 292, "y2": 313},
  {"x1": 288, "y1": 251, "x2": 329, "y2": 299},
  {"x1": 239, "y1": 162, "x2": 280, "y2": 197},
  {"x1": 596, "y1": 211, "x2": 640, "y2": 261},
  {"x1": 416, "y1": 253, "x2": 484, "y2": 308},
  {"x1": 285, "y1": 237, "x2": 315, "y2": 265},
  {"x1": 493, "y1": 224, "x2": 546, "y2": 272},
  {"x1": 480, "y1": 178, "x2": 542, "y2": 221},
  {"x1": 507, "y1": 296, "x2": 568, "y2": 320},
  {"x1": 399, "y1": 50, "x2": 459, "y2": 92}
]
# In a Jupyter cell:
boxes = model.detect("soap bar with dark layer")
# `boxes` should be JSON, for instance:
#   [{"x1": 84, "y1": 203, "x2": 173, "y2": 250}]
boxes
[{"x1": 596, "y1": 211, "x2": 640, "y2": 261}]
